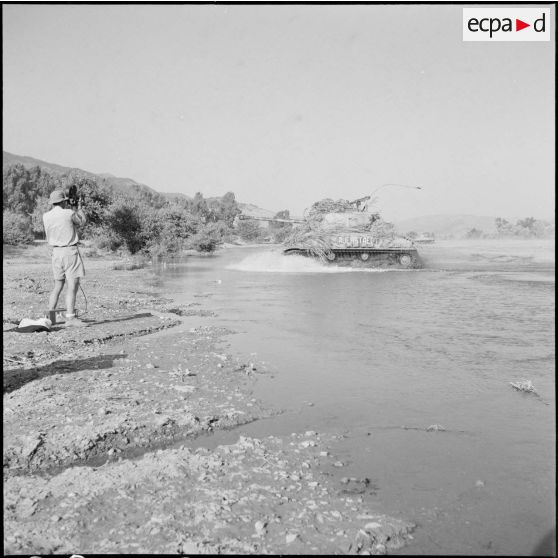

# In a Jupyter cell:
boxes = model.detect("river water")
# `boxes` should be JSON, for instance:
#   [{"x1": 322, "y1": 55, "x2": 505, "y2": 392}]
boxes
[{"x1": 154, "y1": 239, "x2": 555, "y2": 555}]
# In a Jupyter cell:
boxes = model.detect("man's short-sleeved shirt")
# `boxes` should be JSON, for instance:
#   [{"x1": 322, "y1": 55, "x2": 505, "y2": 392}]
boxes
[{"x1": 43, "y1": 206, "x2": 86, "y2": 247}]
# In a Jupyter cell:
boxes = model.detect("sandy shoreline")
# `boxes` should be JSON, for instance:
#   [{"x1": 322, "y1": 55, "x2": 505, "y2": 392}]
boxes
[{"x1": 3, "y1": 243, "x2": 415, "y2": 554}]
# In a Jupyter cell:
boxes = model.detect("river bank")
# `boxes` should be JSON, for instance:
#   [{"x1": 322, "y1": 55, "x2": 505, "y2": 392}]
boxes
[{"x1": 3, "y1": 243, "x2": 415, "y2": 554}]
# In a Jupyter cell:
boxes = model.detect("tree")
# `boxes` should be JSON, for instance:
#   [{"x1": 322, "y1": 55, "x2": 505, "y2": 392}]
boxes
[
  {"x1": 236, "y1": 219, "x2": 265, "y2": 242},
  {"x1": 494, "y1": 216, "x2": 551, "y2": 238},
  {"x1": 3, "y1": 164, "x2": 63, "y2": 215},
  {"x1": 28, "y1": 165, "x2": 62, "y2": 200},
  {"x1": 517, "y1": 217, "x2": 536, "y2": 232},
  {"x1": 158, "y1": 204, "x2": 200, "y2": 240},
  {"x1": 3, "y1": 164, "x2": 36, "y2": 214},
  {"x1": 207, "y1": 191, "x2": 241, "y2": 227},
  {"x1": 495, "y1": 217, "x2": 514, "y2": 236},
  {"x1": 192, "y1": 192, "x2": 210, "y2": 223}
]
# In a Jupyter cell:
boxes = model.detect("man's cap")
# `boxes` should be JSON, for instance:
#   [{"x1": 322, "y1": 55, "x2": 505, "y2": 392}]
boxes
[{"x1": 49, "y1": 190, "x2": 68, "y2": 205}]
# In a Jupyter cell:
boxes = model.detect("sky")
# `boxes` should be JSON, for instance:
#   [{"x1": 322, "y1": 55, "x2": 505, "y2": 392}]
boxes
[{"x1": 2, "y1": 4, "x2": 555, "y2": 221}]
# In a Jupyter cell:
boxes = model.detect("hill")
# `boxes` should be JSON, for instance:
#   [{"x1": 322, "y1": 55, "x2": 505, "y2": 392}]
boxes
[
  {"x1": 2, "y1": 152, "x2": 285, "y2": 216},
  {"x1": 237, "y1": 203, "x2": 277, "y2": 219},
  {"x1": 3, "y1": 152, "x2": 76, "y2": 175},
  {"x1": 392, "y1": 214, "x2": 498, "y2": 238},
  {"x1": 3, "y1": 151, "x2": 166, "y2": 203}
]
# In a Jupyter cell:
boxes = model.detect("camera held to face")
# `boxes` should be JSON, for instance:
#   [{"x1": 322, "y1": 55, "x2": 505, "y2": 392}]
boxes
[{"x1": 68, "y1": 184, "x2": 79, "y2": 207}]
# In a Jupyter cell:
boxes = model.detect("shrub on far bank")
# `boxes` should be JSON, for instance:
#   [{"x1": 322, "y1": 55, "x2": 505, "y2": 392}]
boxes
[
  {"x1": 147, "y1": 236, "x2": 186, "y2": 258},
  {"x1": 186, "y1": 222, "x2": 226, "y2": 253},
  {"x1": 106, "y1": 202, "x2": 145, "y2": 254},
  {"x1": 3, "y1": 211, "x2": 34, "y2": 245},
  {"x1": 236, "y1": 219, "x2": 266, "y2": 242}
]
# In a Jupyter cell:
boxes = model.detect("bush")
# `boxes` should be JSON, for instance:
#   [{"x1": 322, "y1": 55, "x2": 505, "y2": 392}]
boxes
[
  {"x1": 188, "y1": 235, "x2": 217, "y2": 253},
  {"x1": 61, "y1": 176, "x2": 112, "y2": 231},
  {"x1": 106, "y1": 202, "x2": 144, "y2": 254},
  {"x1": 92, "y1": 228, "x2": 123, "y2": 252},
  {"x1": 186, "y1": 222, "x2": 225, "y2": 253},
  {"x1": 147, "y1": 236, "x2": 186, "y2": 257},
  {"x1": 141, "y1": 204, "x2": 202, "y2": 256},
  {"x1": 236, "y1": 219, "x2": 265, "y2": 242},
  {"x1": 157, "y1": 204, "x2": 200, "y2": 241},
  {"x1": 3, "y1": 211, "x2": 34, "y2": 245}
]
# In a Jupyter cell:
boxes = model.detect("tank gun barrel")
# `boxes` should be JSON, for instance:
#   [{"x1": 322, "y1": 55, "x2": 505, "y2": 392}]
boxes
[{"x1": 238, "y1": 214, "x2": 304, "y2": 224}]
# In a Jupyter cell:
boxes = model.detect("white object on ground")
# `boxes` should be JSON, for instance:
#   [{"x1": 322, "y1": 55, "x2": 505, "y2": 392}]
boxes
[{"x1": 16, "y1": 318, "x2": 52, "y2": 332}]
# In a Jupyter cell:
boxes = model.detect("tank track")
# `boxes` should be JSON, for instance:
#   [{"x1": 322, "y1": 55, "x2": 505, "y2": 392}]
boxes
[{"x1": 283, "y1": 248, "x2": 422, "y2": 268}]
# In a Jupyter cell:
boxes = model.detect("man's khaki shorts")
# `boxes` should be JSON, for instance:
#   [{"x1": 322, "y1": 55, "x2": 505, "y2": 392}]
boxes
[{"x1": 51, "y1": 246, "x2": 85, "y2": 281}]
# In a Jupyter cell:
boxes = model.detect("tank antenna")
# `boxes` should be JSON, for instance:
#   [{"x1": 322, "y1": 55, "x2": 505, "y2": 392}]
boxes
[{"x1": 370, "y1": 184, "x2": 422, "y2": 198}]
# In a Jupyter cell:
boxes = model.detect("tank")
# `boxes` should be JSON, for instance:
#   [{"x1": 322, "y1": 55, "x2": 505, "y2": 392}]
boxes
[
  {"x1": 413, "y1": 232, "x2": 435, "y2": 244},
  {"x1": 238, "y1": 197, "x2": 422, "y2": 269}
]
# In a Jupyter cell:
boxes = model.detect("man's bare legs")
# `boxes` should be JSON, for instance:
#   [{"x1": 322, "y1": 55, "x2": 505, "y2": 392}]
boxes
[
  {"x1": 49, "y1": 279, "x2": 65, "y2": 311},
  {"x1": 47, "y1": 275, "x2": 85, "y2": 326},
  {"x1": 64, "y1": 277, "x2": 85, "y2": 326},
  {"x1": 65, "y1": 277, "x2": 80, "y2": 317}
]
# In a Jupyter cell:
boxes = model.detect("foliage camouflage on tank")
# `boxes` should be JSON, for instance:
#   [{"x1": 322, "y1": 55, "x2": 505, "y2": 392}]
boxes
[{"x1": 239, "y1": 196, "x2": 422, "y2": 269}]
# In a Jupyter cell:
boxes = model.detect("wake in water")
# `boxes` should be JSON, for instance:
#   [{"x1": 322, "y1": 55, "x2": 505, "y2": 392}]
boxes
[
  {"x1": 429, "y1": 239, "x2": 555, "y2": 264},
  {"x1": 227, "y1": 250, "x2": 391, "y2": 273}
]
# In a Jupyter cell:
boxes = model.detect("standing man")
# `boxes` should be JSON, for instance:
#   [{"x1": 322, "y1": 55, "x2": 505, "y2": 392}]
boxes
[{"x1": 43, "y1": 188, "x2": 87, "y2": 327}]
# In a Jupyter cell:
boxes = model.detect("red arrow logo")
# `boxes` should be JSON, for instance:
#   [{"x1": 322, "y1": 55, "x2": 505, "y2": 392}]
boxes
[{"x1": 516, "y1": 19, "x2": 530, "y2": 31}]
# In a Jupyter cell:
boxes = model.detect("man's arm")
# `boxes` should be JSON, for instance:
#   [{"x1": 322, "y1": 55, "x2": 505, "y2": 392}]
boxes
[
  {"x1": 70, "y1": 197, "x2": 87, "y2": 226},
  {"x1": 71, "y1": 206, "x2": 87, "y2": 226}
]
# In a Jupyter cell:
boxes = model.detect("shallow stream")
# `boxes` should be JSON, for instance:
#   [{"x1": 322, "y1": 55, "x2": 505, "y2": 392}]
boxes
[{"x1": 154, "y1": 239, "x2": 555, "y2": 555}]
